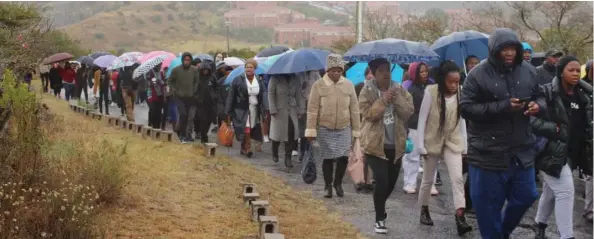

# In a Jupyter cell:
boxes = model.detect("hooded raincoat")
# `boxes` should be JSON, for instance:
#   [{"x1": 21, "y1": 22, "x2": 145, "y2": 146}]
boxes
[{"x1": 460, "y1": 28, "x2": 545, "y2": 170}]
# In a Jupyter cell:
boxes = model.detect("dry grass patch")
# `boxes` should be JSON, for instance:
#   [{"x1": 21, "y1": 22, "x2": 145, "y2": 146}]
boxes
[{"x1": 42, "y1": 94, "x2": 364, "y2": 238}]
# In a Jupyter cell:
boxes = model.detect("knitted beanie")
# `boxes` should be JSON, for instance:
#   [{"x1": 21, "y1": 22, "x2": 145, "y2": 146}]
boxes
[{"x1": 326, "y1": 54, "x2": 344, "y2": 71}]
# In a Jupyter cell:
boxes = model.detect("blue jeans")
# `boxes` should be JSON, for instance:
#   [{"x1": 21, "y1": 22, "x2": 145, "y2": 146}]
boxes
[
  {"x1": 63, "y1": 83, "x2": 75, "y2": 101},
  {"x1": 469, "y1": 159, "x2": 539, "y2": 239}
]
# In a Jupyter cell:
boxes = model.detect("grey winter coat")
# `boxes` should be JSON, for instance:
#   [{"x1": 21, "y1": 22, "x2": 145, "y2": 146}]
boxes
[
  {"x1": 460, "y1": 28, "x2": 546, "y2": 171},
  {"x1": 296, "y1": 71, "x2": 320, "y2": 138},
  {"x1": 268, "y1": 75, "x2": 304, "y2": 142}
]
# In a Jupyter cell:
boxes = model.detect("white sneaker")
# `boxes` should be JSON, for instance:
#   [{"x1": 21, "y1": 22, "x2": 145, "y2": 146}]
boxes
[
  {"x1": 418, "y1": 167, "x2": 424, "y2": 173},
  {"x1": 263, "y1": 135, "x2": 270, "y2": 143},
  {"x1": 292, "y1": 150, "x2": 299, "y2": 156},
  {"x1": 403, "y1": 186, "x2": 416, "y2": 194},
  {"x1": 374, "y1": 220, "x2": 387, "y2": 234},
  {"x1": 431, "y1": 186, "x2": 439, "y2": 196}
]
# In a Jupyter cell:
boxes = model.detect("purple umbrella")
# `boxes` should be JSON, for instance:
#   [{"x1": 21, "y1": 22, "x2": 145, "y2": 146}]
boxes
[{"x1": 93, "y1": 55, "x2": 117, "y2": 68}]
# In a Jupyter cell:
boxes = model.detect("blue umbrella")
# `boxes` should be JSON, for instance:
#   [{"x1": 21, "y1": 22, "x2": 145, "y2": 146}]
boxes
[
  {"x1": 430, "y1": 30, "x2": 490, "y2": 72},
  {"x1": 344, "y1": 38, "x2": 439, "y2": 65},
  {"x1": 195, "y1": 53, "x2": 214, "y2": 62},
  {"x1": 93, "y1": 55, "x2": 117, "y2": 68},
  {"x1": 224, "y1": 65, "x2": 266, "y2": 85},
  {"x1": 346, "y1": 62, "x2": 404, "y2": 85},
  {"x1": 266, "y1": 48, "x2": 330, "y2": 75}
]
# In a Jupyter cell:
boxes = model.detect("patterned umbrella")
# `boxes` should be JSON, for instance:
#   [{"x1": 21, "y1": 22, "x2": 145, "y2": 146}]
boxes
[
  {"x1": 108, "y1": 52, "x2": 143, "y2": 70},
  {"x1": 133, "y1": 54, "x2": 169, "y2": 79},
  {"x1": 137, "y1": 51, "x2": 174, "y2": 64}
]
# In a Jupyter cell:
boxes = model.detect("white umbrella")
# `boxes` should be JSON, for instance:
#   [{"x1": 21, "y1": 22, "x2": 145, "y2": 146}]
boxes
[{"x1": 224, "y1": 57, "x2": 245, "y2": 67}]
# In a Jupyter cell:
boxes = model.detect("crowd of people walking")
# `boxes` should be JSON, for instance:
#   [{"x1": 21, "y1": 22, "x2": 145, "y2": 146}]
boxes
[{"x1": 42, "y1": 27, "x2": 592, "y2": 239}]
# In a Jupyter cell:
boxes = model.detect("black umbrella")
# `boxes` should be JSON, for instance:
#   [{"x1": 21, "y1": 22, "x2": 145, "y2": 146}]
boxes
[
  {"x1": 77, "y1": 56, "x2": 95, "y2": 66},
  {"x1": 89, "y1": 51, "x2": 111, "y2": 59},
  {"x1": 256, "y1": 46, "x2": 292, "y2": 58}
]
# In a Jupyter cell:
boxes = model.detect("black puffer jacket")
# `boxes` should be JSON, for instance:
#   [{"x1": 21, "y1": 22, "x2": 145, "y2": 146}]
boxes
[
  {"x1": 531, "y1": 77, "x2": 593, "y2": 177},
  {"x1": 535, "y1": 63, "x2": 556, "y2": 86},
  {"x1": 460, "y1": 28, "x2": 546, "y2": 170}
]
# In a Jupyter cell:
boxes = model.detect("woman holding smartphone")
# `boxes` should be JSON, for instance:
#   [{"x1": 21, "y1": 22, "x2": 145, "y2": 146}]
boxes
[{"x1": 416, "y1": 61, "x2": 471, "y2": 236}]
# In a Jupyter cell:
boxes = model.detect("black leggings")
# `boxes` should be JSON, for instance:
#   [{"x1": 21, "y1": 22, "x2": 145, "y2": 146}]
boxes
[
  {"x1": 366, "y1": 150, "x2": 401, "y2": 222},
  {"x1": 78, "y1": 85, "x2": 88, "y2": 102},
  {"x1": 149, "y1": 99, "x2": 164, "y2": 129},
  {"x1": 194, "y1": 106, "x2": 214, "y2": 143},
  {"x1": 272, "y1": 118, "x2": 296, "y2": 157},
  {"x1": 98, "y1": 88, "x2": 110, "y2": 115},
  {"x1": 462, "y1": 160, "x2": 472, "y2": 209}
]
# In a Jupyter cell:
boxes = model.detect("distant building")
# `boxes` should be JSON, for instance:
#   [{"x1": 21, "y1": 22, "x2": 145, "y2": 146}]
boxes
[
  {"x1": 224, "y1": 6, "x2": 306, "y2": 28},
  {"x1": 365, "y1": 2, "x2": 400, "y2": 15},
  {"x1": 274, "y1": 23, "x2": 354, "y2": 48},
  {"x1": 229, "y1": 1, "x2": 277, "y2": 9}
]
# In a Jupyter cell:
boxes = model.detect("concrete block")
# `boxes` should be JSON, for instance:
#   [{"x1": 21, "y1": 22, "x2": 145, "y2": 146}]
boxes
[
  {"x1": 162, "y1": 130, "x2": 175, "y2": 142},
  {"x1": 93, "y1": 113, "x2": 102, "y2": 121},
  {"x1": 243, "y1": 192, "x2": 260, "y2": 207},
  {"x1": 69, "y1": 104, "x2": 76, "y2": 111},
  {"x1": 250, "y1": 200, "x2": 269, "y2": 222},
  {"x1": 242, "y1": 183, "x2": 256, "y2": 194},
  {"x1": 258, "y1": 216, "x2": 279, "y2": 238},
  {"x1": 263, "y1": 234, "x2": 285, "y2": 239},
  {"x1": 84, "y1": 109, "x2": 90, "y2": 117},
  {"x1": 136, "y1": 124, "x2": 144, "y2": 134},
  {"x1": 127, "y1": 122, "x2": 135, "y2": 132},
  {"x1": 150, "y1": 129, "x2": 163, "y2": 140},
  {"x1": 120, "y1": 120, "x2": 129, "y2": 130},
  {"x1": 113, "y1": 118, "x2": 121, "y2": 128},
  {"x1": 204, "y1": 143, "x2": 217, "y2": 157},
  {"x1": 141, "y1": 126, "x2": 152, "y2": 139},
  {"x1": 104, "y1": 115, "x2": 116, "y2": 126}
]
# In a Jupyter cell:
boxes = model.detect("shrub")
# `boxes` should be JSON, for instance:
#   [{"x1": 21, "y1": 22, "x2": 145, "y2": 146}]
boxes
[
  {"x1": 0, "y1": 70, "x2": 129, "y2": 238},
  {"x1": 94, "y1": 33, "x2": 104, "y2": 39},
  {"x1": 167, "y1": 13, "x2": 174, "y2": 21}
]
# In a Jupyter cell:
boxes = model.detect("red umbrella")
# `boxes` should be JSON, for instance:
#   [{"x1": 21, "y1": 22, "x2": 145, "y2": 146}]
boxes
[{"x1": 43, "y1": 52, "x2": 74, "y2": 65}]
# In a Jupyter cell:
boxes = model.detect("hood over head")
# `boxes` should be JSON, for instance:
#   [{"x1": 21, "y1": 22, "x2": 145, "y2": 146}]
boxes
[
  {"x1": 198, "y1": 61, "x2": 212, "y2": 75},
  {"x1": 585, "y1": 60, "x2": 593, "y2": 81},
  {"x1": 181, "y1": 52, "x2": 193, "y2": 68},
  {"x1": 408, "y1": 61, "x2": 428, "y2": 83},
  {"x1": 487, "y1": 28, "x2": 524, "y2": 71}
]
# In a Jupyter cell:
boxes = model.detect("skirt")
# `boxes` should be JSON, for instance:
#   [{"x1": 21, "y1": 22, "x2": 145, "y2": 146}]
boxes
[{"x1": 317, "y1": 126, "x2": 352, "y2": 159}]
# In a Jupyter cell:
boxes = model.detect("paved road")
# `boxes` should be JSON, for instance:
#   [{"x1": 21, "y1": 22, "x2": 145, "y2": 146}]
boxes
[{"x1": 65, "y1": 89, "x2": 593, "y2": 239}]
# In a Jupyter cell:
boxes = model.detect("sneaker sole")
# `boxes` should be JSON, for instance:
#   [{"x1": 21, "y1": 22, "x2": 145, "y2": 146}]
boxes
[{"x1": 374, "y1": 228, "x2": 388, "y2": 234}]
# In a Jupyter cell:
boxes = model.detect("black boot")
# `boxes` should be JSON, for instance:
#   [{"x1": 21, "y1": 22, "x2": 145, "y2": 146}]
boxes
[
  {"x1": 322, "y1": 159, "x2": 334, "y2": 198},
  {"x1": 284, "y1": 154, "x2": 293, "y2": 168},
  {"x1": 455, "y1": 210, "x2": 472, "y2": 236},
  {"x1": 271, "y1": 141, "x2": 280, "y2": 163},
  {"x1": 534, "y1": 222, "x2": 547, "y2": 239},
  {"x1": 420, "y1": 206, "x2": 434, "y2": 226},
  {"x1": 284, "y1": 142, "x2": 293, "y2": 168},
  {"x1": 324, "y1": 184, "x2": 332, "y2": 198},
  {"x1": 334, "y1": 157, "x2": 347, "y2": 197}
]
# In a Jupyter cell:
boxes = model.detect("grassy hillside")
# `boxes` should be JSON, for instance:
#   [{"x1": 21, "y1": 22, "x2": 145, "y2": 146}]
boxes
[{"x1": 56, "y1": 2, "x2": 265, "y2": 53}]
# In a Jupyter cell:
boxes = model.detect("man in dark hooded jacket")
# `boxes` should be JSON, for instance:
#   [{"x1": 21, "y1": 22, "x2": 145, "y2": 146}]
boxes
[
  {"x1": 193, "y1": 61, "x2": 219, "y2": 143},
  {"x1": 460, "y1": 28, "x2": 545, "y2": 239},
  {"x1": 535, "y1": 49, "x2": 563, "y2": 85},
  {"x1": 168, "y1": 52, "x2": 199, "y2": 143}
]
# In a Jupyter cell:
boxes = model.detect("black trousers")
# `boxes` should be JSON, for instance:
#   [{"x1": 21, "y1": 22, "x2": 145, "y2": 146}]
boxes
[
  {"x1": 52, "y1": 84, "x2": 62, "y2": 97},
  {"x1": 322, "y1": 156, "x2": 348, "y2": 188},
  {"x1": 162, "y1": 96, "x2": 172, "y2": 130},
  {"x1": 77, "y1": 85, "x2": 88, "y2": 102},
  {"x1": 98, "y1": 87, "x2": 110, "y2": 115},
  {"x1": 149, "y1": 99, "x2": 164, "y2": 129},
  {"x1": 174, "y1": 97, "x2": 195, "y2": 139},
  {"x1": 366, "y1": 150, "x2": 402, "y2": 222},
  {"x1": 272, "y1": 118, "x2": 297, "y2": 157},
  {"x1": 41, "y1": 73, "x2": 49, "y2": 92},
  {"x1": 194, "y1": 105, "x2": 213, "y2": 143}
]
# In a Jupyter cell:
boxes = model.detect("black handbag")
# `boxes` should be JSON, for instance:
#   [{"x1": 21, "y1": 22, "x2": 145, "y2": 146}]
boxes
[{"x1": 300, "y1": 141, "x2": 318, "y2": 184}]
